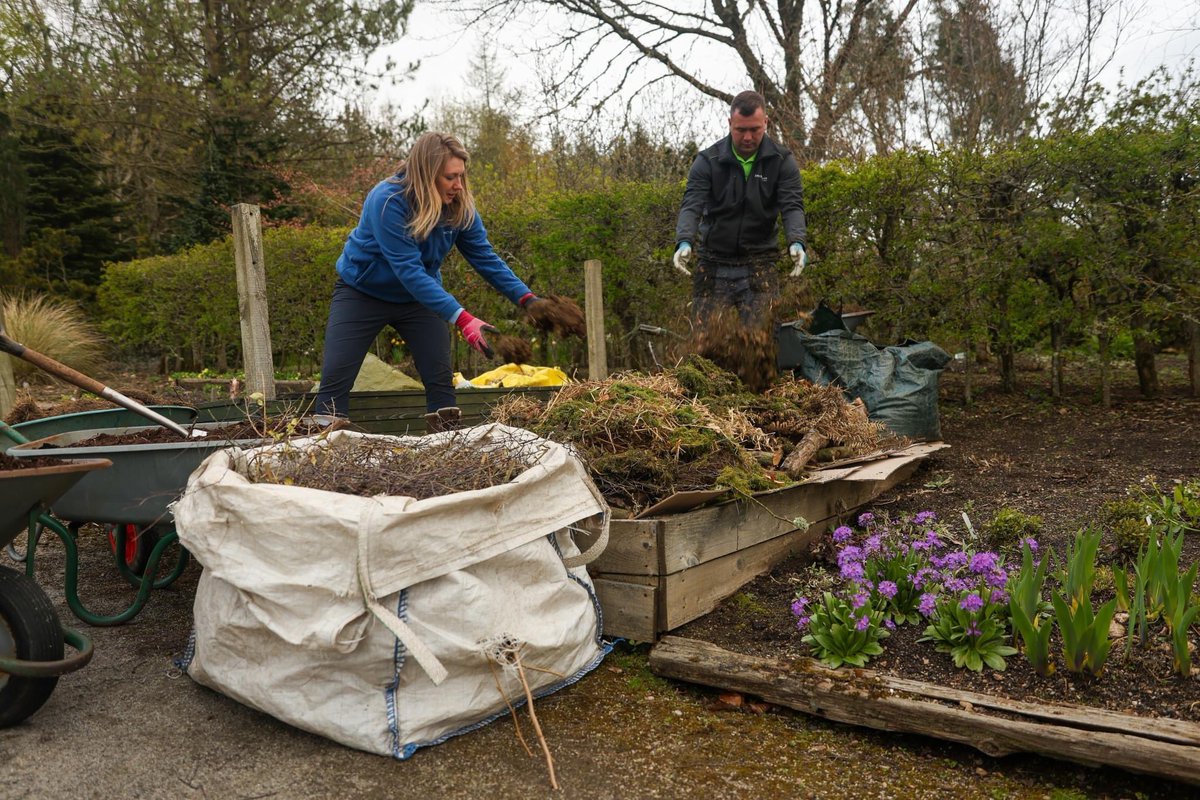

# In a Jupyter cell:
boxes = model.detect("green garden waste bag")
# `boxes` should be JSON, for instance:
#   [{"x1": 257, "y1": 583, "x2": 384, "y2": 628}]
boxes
[{"x1": 778, "y1": 327, "x2": 950, "y2": 441}]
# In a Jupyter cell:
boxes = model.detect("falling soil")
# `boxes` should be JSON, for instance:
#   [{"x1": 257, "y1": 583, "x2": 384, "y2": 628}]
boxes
[
  {"x1": 490, "y1": 332, "x2": 533, "y2": 365},
  {"x1": 690, "y1": 307, "x2": 778, "y2": 393},
  {"x1": 526, "y1": 293, "x2": 587, "y2": 339}
]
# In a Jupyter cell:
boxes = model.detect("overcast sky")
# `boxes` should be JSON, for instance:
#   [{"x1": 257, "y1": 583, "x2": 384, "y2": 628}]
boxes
[{"x1": 369, "y1": 0, "x2": 1200, "y2": 133}]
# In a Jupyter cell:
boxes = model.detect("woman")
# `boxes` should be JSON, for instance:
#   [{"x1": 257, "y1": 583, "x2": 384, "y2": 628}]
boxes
[{"x1": 314, "y1": 132, "x2": 539, "y2": 431}]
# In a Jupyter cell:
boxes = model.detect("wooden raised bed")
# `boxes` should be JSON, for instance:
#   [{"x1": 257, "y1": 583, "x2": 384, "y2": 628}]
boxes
[
  {"x1": 650, "y1": 636, "x2": 1200, "y2": 786},
  {"x1": 196, "y1": 386, "x2": 559, "y2": 435},
  {"x1": 582, "y1": 443, "x2": 946, "y2": 641}
]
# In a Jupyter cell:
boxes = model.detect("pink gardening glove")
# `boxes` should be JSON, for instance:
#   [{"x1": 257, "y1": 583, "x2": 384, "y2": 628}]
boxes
[{"x1": 454, "y1": 310, "x2": 497, "y2": 358}]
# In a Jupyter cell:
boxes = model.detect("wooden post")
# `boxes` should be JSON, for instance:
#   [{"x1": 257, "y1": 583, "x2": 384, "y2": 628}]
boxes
[
  {"x1": 232, "y1": 203, "x2": 276, "y2": 399},
  {"x1": 0, "y1": 304, "x2": 16, "y2": 417},
  {"x1": 584, "y1": 259, "x2": 607, "y2": 380}
]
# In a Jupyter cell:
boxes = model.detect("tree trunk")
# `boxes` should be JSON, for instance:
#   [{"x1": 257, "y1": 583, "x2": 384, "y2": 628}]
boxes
[
  {"x1": 962, "y1": 349, "x2": 973, "y2": 406},
  {"x1": 999, "y1": 343, "x2": 1016, "y2": 393},
  {"x1": 1132, "y1": 328, "x2": 1160, "y2": 398},
  {"x1": 1098, "y1": 330, "x2": 1112, "y2": 409},
  {"x1": 1188, "y1": 319, "x2": 1199, "y2": 398},
  {"x1": 1050, "y1": 321, "x2": 1064, "y2": 399}
]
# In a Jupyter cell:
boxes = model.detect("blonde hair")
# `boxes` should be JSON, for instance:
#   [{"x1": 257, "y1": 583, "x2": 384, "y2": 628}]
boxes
[{"x1": 393, "y1": 132, "x2": 477, "y2": 241}]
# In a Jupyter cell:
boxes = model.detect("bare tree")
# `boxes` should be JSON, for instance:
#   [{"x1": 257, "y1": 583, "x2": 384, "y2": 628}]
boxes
[{"x1": 459, "y1": 0, "x2": 922, "y2": 161}]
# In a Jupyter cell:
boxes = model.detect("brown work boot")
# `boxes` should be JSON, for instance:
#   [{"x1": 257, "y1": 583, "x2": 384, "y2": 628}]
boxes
[{"x1": 423, "y1": 406, "x2": 462, "y2": 434}]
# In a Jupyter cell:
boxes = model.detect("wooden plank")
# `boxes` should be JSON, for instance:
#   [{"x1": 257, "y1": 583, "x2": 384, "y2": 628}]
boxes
[
  {"x1": 0, "y1": 304, "x2": 15, "y2": 418},
  {"x1": 592, "y1": 577, "x2": 657, "y2": 642},
  {"x1": 655, "y1": 444, "x2": 940, "y2": 573},
  {"x1": 578, "y1": 518, "x2": 661, "y2": 575},
  {"x1": 659, "y1": 524, "x2": 825, "y2": 631},
  {"x1": 649, "y1": 636, "x2": 1200, "y2": 786},
  {"x1": 584, "y1": 259, "x2": 607, "y2": 380},
  {"x1": 231, "y1": 203, "x2": 275, "y2": 400}
]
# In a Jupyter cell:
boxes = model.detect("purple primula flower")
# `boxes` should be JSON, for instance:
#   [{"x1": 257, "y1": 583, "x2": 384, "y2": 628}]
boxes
[
  {"x1": 858, "y1": 512, "x2": 876, "y2": 527},
  {"x1": 852, "y1": 591, "x2": 871, "y2": 610},
  {"x1": 864, "y1": 534, "x2": 882, "y2": 554},
  {"x1": 969, "y1": 552, "x2": 1000, "y2": 575},
  {"x1": 925, "y1": 530, "x2": 941, "y2": 547},
  {"x1": 966, "y1": 621, "x2": 981, "y2": 637},
  {"x1": 919, "y1": 593, "x2": 938, "y2": 616},
  {"x1": 939, "y1": 551, "x2": 968, "y2": 571},
  {"x1": 832, "y1": 525, "x2": 853, "y2": 543},
  {"x1": 960, "y1": 593, "x2": 984, "y2": 612},
  {"x1": 1022, "y1": 537, "x2": 1039, "y2": 552},
  {"x1": 989, "y1": 589, "x2": 1009, "y2": 604},
  {"x1": 840, "y1": 561, "x2": 866, "y2": 581},
  {"x1": 855, "y1": 615, "x2": 870, "y2": 631},
  {"x1": 877, "y1": 580, "x2": 898, "y2": 599},
  {"x1": 913, "y1": 567, "x2": 936, "y2": 588},
  {"x1": 795, "y1": 616, "x2": 811, "y2": 630},
  {"x1": 986, "y1": 569, "x2": 1009, "y2": 588},
  {"x1": 914, "y1": 511, "x2": 937, "y2": 524},
  {"x1": 837, "y1": 545, "x2": 863, "y2": 566},
  {"x1": 791, "y1": 597, "x2": 809, "y2": 617},
  {"x1": 884, "y1": 618, "x2": 897, "y2": 630},
  {"x1": 945, "y1": 577, "x2": 969, "y2": 593},
  {"x1": 910, "y1": 537, "x2": 931, "y2": 552}
]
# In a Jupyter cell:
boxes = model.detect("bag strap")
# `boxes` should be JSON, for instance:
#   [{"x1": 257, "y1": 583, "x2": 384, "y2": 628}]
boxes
[
  {"x1": 561, "y1": 509, "x2": 610, "y2": 569},
  {"x1": 357, "y1": 500, "x2": 448, "y2": 686}
]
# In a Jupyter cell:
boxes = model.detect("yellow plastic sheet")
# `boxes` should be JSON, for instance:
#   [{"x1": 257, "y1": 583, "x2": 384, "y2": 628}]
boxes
[{"x1": 455, "y1": 363, "x2": 571, "y2": 388}]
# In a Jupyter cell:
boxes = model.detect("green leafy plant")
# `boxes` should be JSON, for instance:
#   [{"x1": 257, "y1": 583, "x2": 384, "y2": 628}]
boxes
[
  {"x1": 1052, "y1": 591, "x2": 1117, "y2": 676},
  {"x1": 1008, "y1": 540, "x2": 1054, "y2": 676},
  {"x1": 982, "y1": 508, "x2": 1044, "y2": 554},
  {"x1": 1051, "y1": 529, "x2": 1116, "y2": 676},
  {"x1": 800, "y1": 591, "x2": 890, "y2": 669},
  {"x1": 920, "y1": 592, "x2": 1017, "y2": 672}
]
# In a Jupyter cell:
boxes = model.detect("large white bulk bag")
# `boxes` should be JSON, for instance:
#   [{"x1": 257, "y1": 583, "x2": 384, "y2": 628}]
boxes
[{"x1": 173, "y1": 423, "x2": 610, "y2": 758}]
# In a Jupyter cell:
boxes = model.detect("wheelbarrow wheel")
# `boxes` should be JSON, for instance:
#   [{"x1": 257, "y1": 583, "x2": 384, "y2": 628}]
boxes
[
  {"x1": 0, "y1": 565, "x2": 65, "y2": 727},
  {"x1": 105, "y1": 523, "x2": 157, "y2": 575}
]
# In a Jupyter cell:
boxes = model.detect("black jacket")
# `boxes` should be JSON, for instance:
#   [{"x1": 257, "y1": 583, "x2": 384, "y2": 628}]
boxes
[{"x1": 675, "y1": 134, "x2": 806, "y2": 258}]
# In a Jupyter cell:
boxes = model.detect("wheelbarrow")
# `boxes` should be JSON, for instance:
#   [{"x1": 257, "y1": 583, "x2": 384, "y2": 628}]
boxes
[
  {"x1": 3, "y1": 420, "x2": 268, "y2": 626},
  {"x1": 3, "y1": 407, "x2": 198, "y2": 571},
  {"x1": 0, "y1": 455, "x2": 105, "y2": 726}
]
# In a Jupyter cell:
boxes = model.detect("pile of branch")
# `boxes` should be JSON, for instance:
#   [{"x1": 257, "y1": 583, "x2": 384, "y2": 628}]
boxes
[{"x1": 490, "y1": 357, "x2": 894, "y2": 513}]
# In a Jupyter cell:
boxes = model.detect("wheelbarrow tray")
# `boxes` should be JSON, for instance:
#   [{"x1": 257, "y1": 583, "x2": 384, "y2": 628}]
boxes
[
  {"x1": 3, "y1": 406, "x2": 197, "y2": 454},
  {"x1": 5, "y1": 423, "x2": 266, "y2": 527},
  {"x1": 0, "y1": 458, "x2": 112, "y2": 545}
]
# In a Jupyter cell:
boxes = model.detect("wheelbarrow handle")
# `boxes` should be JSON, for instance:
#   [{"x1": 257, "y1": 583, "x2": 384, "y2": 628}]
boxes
[{"x1": 0, "y1": 333, "x2": 203, "y2": 439}]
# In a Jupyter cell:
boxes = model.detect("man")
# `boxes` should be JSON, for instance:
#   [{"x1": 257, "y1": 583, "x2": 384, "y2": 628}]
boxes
[{"x1": 673, "y1": 90, "x2": 808, "y2": 328}]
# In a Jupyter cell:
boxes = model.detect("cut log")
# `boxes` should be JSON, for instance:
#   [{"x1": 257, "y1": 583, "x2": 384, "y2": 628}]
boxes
[
  {"x1": 649, "y1": 636, "x2": 1200, "y2": 786},
  {"x1": 781, "y1": 429, "x2": 829, "y2": 477}
]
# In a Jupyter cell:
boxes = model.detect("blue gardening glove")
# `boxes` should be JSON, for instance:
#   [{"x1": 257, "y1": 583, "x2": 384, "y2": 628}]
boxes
[
  {"x1": 788, "y1": 242, "x2": 808, "y2": 277},
  {"x1": 673, "y1": 242, "x2": 693, "y2": 276}
]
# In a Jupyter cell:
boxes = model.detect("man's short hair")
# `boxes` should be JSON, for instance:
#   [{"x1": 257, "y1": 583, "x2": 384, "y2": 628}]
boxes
[{"x1": 730, "y1": 90, "x2": 766, "y2": 117}]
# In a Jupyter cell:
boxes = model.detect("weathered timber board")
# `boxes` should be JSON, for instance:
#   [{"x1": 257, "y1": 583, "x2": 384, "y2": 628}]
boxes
[
  {"x1": 196, "y1": 386, "x2": 559, "y2": 435},
  {"x1": 649, "y1": 636, "x2": 1200, "y2": 786},
  {"x1": 654, "y1": 444, "x2": 942, "y2": 574},
  {"x1": 657, "y1": 521, "x2": 827, "y2": 631},
  {"x1": 584, "y1": 443, "x2": 946, "y2": 578},
  {"x1": 592, "y1": 576, "x2": 658, "y2": 643}
]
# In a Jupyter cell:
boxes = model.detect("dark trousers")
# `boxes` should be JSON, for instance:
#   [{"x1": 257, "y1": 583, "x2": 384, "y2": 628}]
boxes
[
  {"x1": 314, "y1": 279, "x2": 455, "y2": 417},
  {"x1": 691, "y1": 252, "x2": 779, "y2": 330}
]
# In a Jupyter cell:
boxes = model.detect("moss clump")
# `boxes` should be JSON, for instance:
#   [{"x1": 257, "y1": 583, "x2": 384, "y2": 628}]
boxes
[
  {"x1": 668, "y1": 354, "x2": 744, "y2": 398},
  {"x1": 982, "y1": 508, "x2": 1044, "y2": 553},
  {"x1": 1111, "y1": 516, "x2": 1153, "y2": 561},
  {"x1": 715, "y1": 464, "x2": 779, "y2": 495}
]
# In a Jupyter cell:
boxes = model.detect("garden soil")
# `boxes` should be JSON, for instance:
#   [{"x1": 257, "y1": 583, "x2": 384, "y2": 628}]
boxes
[{"x1": 2, "y1": 356, "x2": 1199, "y2": 799}]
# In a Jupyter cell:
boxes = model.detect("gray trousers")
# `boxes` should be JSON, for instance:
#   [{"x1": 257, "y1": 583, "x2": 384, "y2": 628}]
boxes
[{"x1": 314, "y1": 279, "x2": 455, "y2": 417}]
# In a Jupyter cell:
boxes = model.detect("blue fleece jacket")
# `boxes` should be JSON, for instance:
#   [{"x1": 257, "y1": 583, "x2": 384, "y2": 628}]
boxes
[{"x1": 335, "y1": 176, "x2": 531, "y2": 321}]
